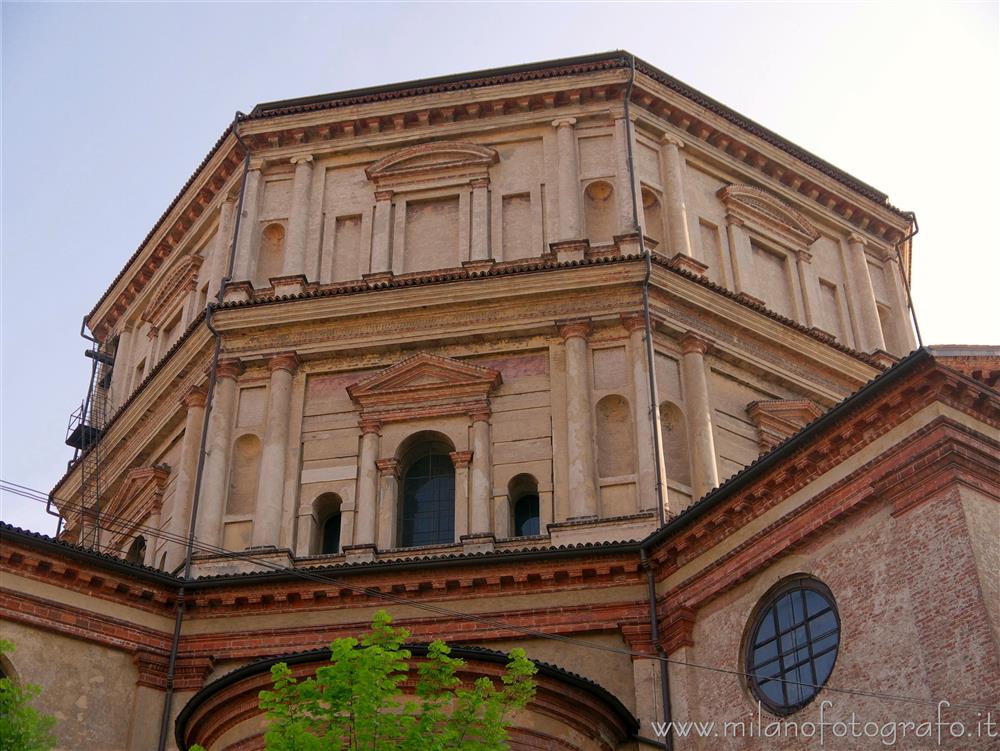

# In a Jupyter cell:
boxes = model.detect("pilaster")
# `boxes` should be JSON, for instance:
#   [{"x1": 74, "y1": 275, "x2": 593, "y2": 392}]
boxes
[
  {"x1": 679, "y1": 333, "x2": 719, "y2": 504},
  {"x1": 558, "y1": 319, "x2": 598, "y2": 519},
  {"x1": 251, "y1": 352, "x2": 299, "y2": 548},
  {"x1": 552, "y1": 118, "x2": 581, "y2": 241}
]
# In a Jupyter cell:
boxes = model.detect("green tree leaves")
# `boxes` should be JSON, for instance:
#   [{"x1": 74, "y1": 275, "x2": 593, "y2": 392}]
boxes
[
  {"x1": 254, "y1": 611, "x2": 536, "y2": 751},
  {"x1": 0, "y1": 640, "x2": 56, "y2": 751}
]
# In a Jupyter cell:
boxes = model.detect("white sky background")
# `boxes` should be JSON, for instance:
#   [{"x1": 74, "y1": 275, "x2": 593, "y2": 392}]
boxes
[{"x1": 2, "y1": 2, "x2": 997, "y2": 535}]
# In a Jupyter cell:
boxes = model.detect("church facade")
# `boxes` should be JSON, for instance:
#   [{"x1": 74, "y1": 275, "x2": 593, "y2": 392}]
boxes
[{"x1": 1, "y1": 52, "x2": 997, "y2": 750}]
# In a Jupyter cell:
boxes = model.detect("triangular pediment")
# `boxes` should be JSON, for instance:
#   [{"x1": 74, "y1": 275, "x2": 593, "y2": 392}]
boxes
[
  {"x1": 142, "y1": 254, "x2": 204, "y2": 328},
  {"x1": 747, "y1": 399, "x2": 825, "y2": 452},
  {"x1": 719, "y1": 184, "x2": 820, "y2": 246},
  {"x1": 102, "y1": 465, "x2": 170, "y2": 549},
  {"x1": 365, "y1": 141, "x2": 498, "y2": 189},
  {"x1": 348, "y1": 353, "x2": 501, "y2": 412}
]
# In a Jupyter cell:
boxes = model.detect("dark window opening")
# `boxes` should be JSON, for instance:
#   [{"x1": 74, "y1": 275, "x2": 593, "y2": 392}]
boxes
[
  {"x1": 400, "y1": 441, "x2": 455, "y2": 548},
  {"x1": 321, "y1": 513, "x2": 342, "y2": 555},
  {"x1": 125, "y1": 535, "x2": 146, "y2": 565},
  {"x1": 514, "y1": 494, "x2": 540, "y2": 537}
]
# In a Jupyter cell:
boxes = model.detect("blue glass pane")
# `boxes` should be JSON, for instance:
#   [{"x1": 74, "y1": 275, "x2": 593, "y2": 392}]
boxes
[
  {"x1": 754, "y1": 658, "x2": 781, "y2": 679},
  {"x1": 775, "y1": 593, "x2": 798, "y2": 631},
  {"x1": 810, "y1": 611, "x2": 838, "y2": 639},
  {"x1": 804, "y1": 589, "x2": 828, "y2": 617},
  {"x1": 752, "y1": 641, "x2": 778, "y2": 667},
  {"x1": 756, "y1": 611, "x2": 776, "y2": 642},
  {"x1": 814, "y1": 651, "x2": 837, "y2": 684},
  {"x1": 780, "y1": 625, "x2": 808, "y2": 653},
  {"x1": 759, "y1": 679, "x2": 784, "y2": 705},
  {"x1": 813, "y1": 633, "x2": 838, "y2": 655}
]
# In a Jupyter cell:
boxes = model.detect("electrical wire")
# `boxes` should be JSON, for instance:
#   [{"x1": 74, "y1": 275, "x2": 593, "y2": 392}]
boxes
[{"x1": 3, "y1": 479, "x2": 995, "y2": 715}]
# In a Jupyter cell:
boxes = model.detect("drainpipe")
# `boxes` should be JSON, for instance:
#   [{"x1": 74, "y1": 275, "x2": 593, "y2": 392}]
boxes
[
  {"x1": 623, "y1": 54, "x2": 668, "y2": 530},
  {"x1": 156, "y1": 113, "x2": 251, "y2": 751},
  {"x1": 893, "y1": 211, "x2": 922, "y2": 349},
  {"x1": 641, "y1": 547, "x2": 673, "y2": 750},
  {"x1": 625, "y1": 53, "x2": 674, "y2": 748}
]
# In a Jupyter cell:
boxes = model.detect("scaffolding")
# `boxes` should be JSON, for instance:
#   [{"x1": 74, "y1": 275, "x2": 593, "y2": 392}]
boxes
[{"x1": 65, "y1": 337, "x2": 115, "y2": 551}]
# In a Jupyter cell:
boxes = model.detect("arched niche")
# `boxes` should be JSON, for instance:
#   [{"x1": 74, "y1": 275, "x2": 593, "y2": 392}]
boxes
[
  {"x1": 584, "y1": 180, "x2": 615, "y2": 245},
  {"x1": 659, "y1": 401, "x2": 691, "y2": 487},
  {"x1": 595, "y1": 395, "x2": 635, "y2": 478},
  {"x1": 255, "y1": 223, "x2": 285, "y2": 287},
  {"x1": 641, "y1": 187, "x2": 665, "y2": 251},
  {"x1": 227, "y1": 434, "x2": 262, "y2": 515}
]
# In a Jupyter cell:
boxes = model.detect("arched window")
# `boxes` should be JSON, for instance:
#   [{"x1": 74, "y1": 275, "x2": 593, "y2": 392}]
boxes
[
  {"x1": 313, "y1": 493, "x2": 343, "y2": 555},
  {"x1": 641, "y1": 188, "x2": 665, "y2": 251},
  {"x1": 595, "y1": 395, "x2": 635, "y2": 478},
  {"x1": 399, "y1": 436, "x2": 455, "y2": 548},
  {"x1": 659, "y1": 401, "x2": 691, "y2": 487},
  {"x1": 584, "y1": 180, "x2": 615, "y2": 244},
  {"x1": 256, "y1": 223, "x2": 285, "y2": 286},
  {"x1": 125, "y1": 535, "x2": 146, "y2": 565},
  {"x1": 508, "y1": 474, "x2": 540, "y2": 537}
]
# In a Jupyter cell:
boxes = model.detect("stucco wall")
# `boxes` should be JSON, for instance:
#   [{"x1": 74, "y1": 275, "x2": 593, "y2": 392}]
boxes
[{"x1": 1, "y1": 620, "x2": 138, "y2": 750}]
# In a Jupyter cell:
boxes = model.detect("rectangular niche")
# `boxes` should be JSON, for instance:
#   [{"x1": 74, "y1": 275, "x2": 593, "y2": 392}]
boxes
[
  {"x1": 750, "y1": 241, "x2": 794, "y2": 319},
  {"x1": 332, "y1": 214, "x2": 362, "y2": 282},
  {"x1": 502, "y1": 193, "x2": 532, "y2": 261},
  {"x1": 404, "y1": 195, "x2": 460, "y2": 272},
  {"x1": 818, "y1": 279, "x2": 845, "y2": 341}
]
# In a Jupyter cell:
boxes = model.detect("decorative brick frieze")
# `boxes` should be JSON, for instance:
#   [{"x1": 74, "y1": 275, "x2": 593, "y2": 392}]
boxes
[{"x1": 133, "y1": 648, "x2": 214, "y2": 691}]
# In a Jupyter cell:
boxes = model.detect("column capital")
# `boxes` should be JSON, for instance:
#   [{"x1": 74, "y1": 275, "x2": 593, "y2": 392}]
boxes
[
  {"x1": 847, "y1": 232, "x2": 868, "y2": 247},
  {"x1": 469, "y1": 177, "x2": 490, "y2": 189},
  {"x1": 146, "y1": 326, "x2": 159, "y2": 339},
  {"x1": 290, "y1": 154, "x2": 314, "y2": 166},
  {"x1": 181, "y1": 385, "x2": 207, "y2": 409},
  {"x1": 469, "y1": 404, "x2": 492, "y2": 423},
  {"x1": 724, "y1": 212, "x2": 746, "y2": 228},
  {"x1": 660, "y1": 133, "x2": 685, "y2": 149},
  {"x1": 557, "y1": 318, "x2": 593, "y2": 341},
  {"x1": 374, "y1": 189, "x2": 394, "y2": 202},
  {"x1": 247, "y1": 157, "x2": 267, "y2": 171},
  {"x1": 267, "y1": 352, "x2": 300, "y2": 374},
  {"x1": 680, "y1": 331, "x2": 710, "y2": 355},
  {"x1": 359, "y1": 417, "x2": 382, "y2": 435},
  {"x1": 215, "y1": 358, "x2": 243, "y2": 380},
  {"x1": 551, "y1": 116, "x2": 577, "y2": 129},
  {"x1": 620, "y1": 313, "x2": 647, "y2": 333},
  {"x1": 450, "y1": 450, "x2": 473, "y2": 469},
  {"x1": 375, "y1": 457, "x2": 400, "y2": 478}
]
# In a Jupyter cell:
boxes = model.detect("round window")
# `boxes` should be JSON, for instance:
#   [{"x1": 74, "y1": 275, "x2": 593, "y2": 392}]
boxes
[{"x1": 745, "y1": 578, "x2": 840, "y2": 715}]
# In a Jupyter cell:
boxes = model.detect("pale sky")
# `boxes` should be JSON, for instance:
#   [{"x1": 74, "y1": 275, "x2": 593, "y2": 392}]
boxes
[{"x1": 2, "y1": 2, "x2": 998, "y2": 535}]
